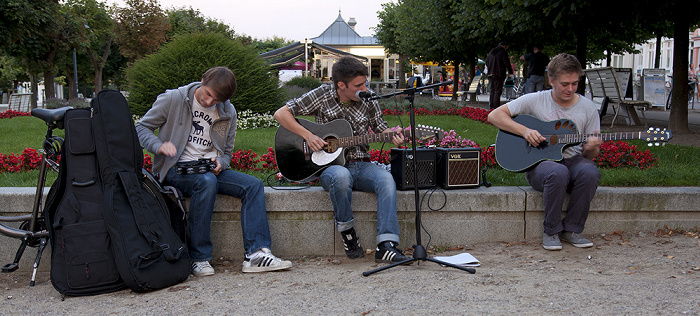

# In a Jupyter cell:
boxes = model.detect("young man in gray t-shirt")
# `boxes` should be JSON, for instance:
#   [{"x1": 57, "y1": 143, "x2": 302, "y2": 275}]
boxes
[{"x1": 488, "y1": 53, "x2": 602, "y2": 251}]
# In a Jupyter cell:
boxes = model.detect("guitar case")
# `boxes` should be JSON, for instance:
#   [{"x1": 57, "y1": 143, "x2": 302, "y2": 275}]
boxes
[
  {"x1": 44, "y1": 108, "x2": 127, "y2": 296},
  {"x1": 91, "y1": 90, "x2": 190, "y2": 292}
]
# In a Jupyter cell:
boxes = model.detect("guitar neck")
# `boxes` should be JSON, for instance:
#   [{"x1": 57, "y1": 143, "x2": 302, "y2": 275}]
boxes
[
  {"x1": 337, "y1": 130, "x2": 409, "y2": 147},
  {"x1": 555, "y1": 132, "x2": 643, "y2": 144}
]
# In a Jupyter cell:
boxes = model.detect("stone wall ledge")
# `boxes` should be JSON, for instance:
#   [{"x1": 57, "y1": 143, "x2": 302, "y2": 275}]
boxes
[{"x1": 1, "y1": 186, "x2": 698, "y2": 272}]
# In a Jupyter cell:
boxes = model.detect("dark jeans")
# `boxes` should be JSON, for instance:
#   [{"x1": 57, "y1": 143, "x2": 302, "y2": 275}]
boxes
[
  {"x1": 164, "y1": 168, "x2": 272, "y2": 260},
  {"x1": 489, "y1": 75, "x2": 505, "y2": 109},
  {"x1": 526, "y1": 156, "x2": 600, "y2": 235}
]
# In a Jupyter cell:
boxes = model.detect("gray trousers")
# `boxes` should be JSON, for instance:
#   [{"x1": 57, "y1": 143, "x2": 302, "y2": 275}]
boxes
[{"x1": 526, "y1": 156, "x2": 601, "y2": 235}]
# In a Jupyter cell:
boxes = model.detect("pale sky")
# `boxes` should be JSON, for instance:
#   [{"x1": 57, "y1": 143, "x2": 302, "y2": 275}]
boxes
[{"x1": 103, "y1": 0, "x2": 396, "y2": 41}]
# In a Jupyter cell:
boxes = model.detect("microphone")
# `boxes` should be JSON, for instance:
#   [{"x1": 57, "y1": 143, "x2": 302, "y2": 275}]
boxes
[{"x1": 355, "y1": 90, "x2": 376, "y2": 100}]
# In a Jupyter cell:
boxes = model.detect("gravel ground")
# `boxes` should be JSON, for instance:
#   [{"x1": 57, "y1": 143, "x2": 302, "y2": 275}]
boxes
[{"x1": 1, "y1": 230, "x2": 698, "y2": 315}]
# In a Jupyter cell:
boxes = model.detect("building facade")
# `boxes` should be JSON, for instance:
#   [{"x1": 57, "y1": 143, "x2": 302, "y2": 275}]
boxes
[
  {"x1": 602, "y1": 28, "x2": 700, "y2": 79},
  {"x1": 309, "y1": 12, "x2": 399, "y2": 83}
]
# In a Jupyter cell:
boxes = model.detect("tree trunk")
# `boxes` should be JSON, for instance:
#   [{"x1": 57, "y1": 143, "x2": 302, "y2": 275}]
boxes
[
  {"x1": 65, "y1": 68, "x2": 77, "y2": 100},
  {"x1": 29, "y1": 73, "x2": 39, "y2": 109},
  {"x1": 654, "y1": 32, "x2": 662, "y2": 69},
  {"x1": 87, "y1": 39, "x2": 112, "y2": 95},
  {"x1": 398, "y1": 55, "x2": 408, "y2": 89},
  {"x1": 575, "y1": 29, "x2": 588, "y2": 95},
  {"x1": 43, "y1": 49, "x2": 57, "y2": 102},
  {"x1": 669, "y1": 11, "x2": 690, "y2": 133}
]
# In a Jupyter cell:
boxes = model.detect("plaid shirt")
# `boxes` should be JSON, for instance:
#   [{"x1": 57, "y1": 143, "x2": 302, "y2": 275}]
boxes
[{"x1": 285, "y1": 84, "x2": 389, "y2": 161}]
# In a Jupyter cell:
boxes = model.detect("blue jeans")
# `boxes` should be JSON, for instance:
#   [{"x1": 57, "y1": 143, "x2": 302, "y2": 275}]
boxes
[
  {"x1": 319, "y1": 162, "x2": 400, "y2": 246},
  {"x1": 526, "y1": 156, "x2": 600, "y2": 235},
  {"x1": 164, "y1": 168, "x2": 271, "y2": 260},
  {"x1": 525, "y1": 75, "x2": 545, "y2": 94}
]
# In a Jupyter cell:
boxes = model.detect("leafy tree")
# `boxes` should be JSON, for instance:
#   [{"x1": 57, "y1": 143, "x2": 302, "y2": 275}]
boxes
[
  {"x1": 113, "y1": 0, "x2": 170, "y2": 62},
  {"x1": 250, "y1": 36, "x2": 293, "y2": 55},
  {"x1": 64, "y1": 0, "x2": 115, "y2": 96},
  {"x1": 166, "y1": 6, "x2": 236, "y2": 40},
  {"x1": 0, "y1": 0, "x2": 58, "y2": 46},
  {"x1": 1, "y1": 0, "x2": 63, "y2": 108},
  {"x1": 126, "y1": 32, "x2": 285, "y2": 116}
]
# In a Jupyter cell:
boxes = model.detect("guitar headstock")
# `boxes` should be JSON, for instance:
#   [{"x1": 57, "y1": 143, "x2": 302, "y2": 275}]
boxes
[
  {"x1": 412, "y1": 125, "x2": 445, "y2": 141},
  {"x1": 643, "y1": 127, "x2": 673, "y2": 146}
]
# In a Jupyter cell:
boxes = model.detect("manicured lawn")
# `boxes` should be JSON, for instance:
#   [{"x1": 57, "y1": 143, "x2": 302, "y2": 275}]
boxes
[{"x1": 1, "y1": 109, "x2": 698, "y2": 187}]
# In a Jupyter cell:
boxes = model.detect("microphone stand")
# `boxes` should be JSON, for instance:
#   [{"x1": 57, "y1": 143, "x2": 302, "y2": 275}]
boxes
[{"x1": 362, "y1": 80, "x2": 476, "y2": 276}]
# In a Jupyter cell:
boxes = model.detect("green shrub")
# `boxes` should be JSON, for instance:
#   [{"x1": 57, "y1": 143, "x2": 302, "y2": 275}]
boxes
[
  {"x1": 125, "y1": 32, "x2": 285, "y2": 116},
  {"x1": 285, "y1": 76, "x2": 322, "y2": 89}
]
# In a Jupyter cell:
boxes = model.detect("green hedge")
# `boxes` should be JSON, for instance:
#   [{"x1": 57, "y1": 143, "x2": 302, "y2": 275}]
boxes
[
  {"x1": 285, "y1": 76, "x2": 322, "y2": 89},
  {"x1": 126, "y1": 32, "x2": 285, "y2": 116}
]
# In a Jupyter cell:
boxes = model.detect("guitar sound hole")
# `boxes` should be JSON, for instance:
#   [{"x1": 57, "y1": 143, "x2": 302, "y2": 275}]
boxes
[
  {"x1": 549, "y1": 135, "x2": 559, "y2": 145},
  {"x1": 325, "y1": 137, "x2": 339, "y2": 153}
]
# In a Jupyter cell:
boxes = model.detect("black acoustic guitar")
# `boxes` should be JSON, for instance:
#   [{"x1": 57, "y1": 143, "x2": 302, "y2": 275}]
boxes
[
  {"x1": 275, "y1": 118, "x2": 443, "y2": 182},
  {"x1": 495, "y1": 115, "x2": 672, "y2": 172}
]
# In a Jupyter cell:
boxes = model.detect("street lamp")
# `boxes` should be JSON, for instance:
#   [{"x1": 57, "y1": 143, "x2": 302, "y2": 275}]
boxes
[{"x1": 72, "y1": 23, "x2": 89, "y2": 99}]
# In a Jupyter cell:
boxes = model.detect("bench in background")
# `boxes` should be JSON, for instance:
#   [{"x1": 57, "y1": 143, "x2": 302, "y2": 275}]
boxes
[{"x1": 584, "y1": 67, "x2": 651, "y2": 127}]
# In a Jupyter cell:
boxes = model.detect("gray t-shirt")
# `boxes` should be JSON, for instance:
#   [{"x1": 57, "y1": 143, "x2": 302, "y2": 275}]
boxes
[{"x1": 506, "y1": 90, "x2": 601, "y2": 158}]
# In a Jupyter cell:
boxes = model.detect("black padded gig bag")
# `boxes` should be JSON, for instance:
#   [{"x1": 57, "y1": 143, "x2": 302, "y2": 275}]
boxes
[
  {"x1": 91, "y1": 90, "x2": 190, "y2": 292},
  {"x1": 44, "y1": 108, "x2": 126, "y2": 296}
]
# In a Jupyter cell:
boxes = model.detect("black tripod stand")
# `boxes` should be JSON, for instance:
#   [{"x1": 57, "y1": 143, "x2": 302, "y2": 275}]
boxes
[{"x1": 363, "y1": 80, "x2": 476, "y2": 276}]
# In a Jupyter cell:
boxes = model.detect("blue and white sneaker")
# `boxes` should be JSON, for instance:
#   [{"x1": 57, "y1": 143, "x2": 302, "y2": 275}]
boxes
[{"x1": 242, "y1": 248, "x2": 292, "y2": 273}]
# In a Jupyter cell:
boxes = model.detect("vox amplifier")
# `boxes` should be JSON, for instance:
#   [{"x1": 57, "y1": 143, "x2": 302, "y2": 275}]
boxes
[
  {"x1": 390, "y1": 148, "x2": 436, "y2": 190},
  {"x1": 436, "y1": 147, "x2": 481, "y2": 189}
]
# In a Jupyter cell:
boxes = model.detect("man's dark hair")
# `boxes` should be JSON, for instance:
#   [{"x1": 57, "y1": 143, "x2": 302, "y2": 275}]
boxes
[
  {"x1": 201, "y1": 66, "x2": 237, "y2": 101},
  {"x1": 498, "y1": 41, "x2": 508, "y2": 47},
  {"x1": 547, "y1": 53, "x2": 583, "y2": 80},
  {"x1": 332, "y1": 57, "x2": 368, "y2": 89}
]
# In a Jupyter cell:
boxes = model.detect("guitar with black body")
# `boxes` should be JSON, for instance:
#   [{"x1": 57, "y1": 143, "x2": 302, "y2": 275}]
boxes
[
  {"x1": 495, "y1": 115, "x2": 672, "y2": 172},
  {"x1": 275, "y1": 118, "x2": 443, "y2": 182}
]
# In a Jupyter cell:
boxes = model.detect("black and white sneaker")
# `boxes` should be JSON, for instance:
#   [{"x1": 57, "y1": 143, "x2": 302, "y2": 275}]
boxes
[
  {"x1": 341, "y1": 228, "x2": 364, "y2": 259},
  {"x1": 242, "y1": 248, "x2": 292, "y2": 273},
  {"x1": 375, "y1": 241, "x2": 408, "y2": 263}
]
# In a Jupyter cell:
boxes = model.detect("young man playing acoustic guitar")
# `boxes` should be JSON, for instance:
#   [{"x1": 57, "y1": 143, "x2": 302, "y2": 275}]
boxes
[
  {"x1": 487, "y1": 53, "x2": 602, "y2": 250},
  {"x1": 273, "y1": 56, "x2": 408, "y2": 263}
]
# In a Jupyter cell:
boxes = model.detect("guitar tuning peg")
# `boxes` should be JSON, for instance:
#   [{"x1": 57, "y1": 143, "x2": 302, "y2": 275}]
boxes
[
  {"x1": 647, "y1": 143, "x2": 653, "y2": 147},
  {"x1": 655, "y1": 142, "x2": 660, "y2": 146}
]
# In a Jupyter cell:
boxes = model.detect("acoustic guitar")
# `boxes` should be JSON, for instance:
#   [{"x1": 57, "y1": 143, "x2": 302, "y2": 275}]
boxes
[
  {"x1": 495, "y1": 115, "x2": 672, "y2": 172},
  {"x1": 274, "y1": 118, "x2": 443, "y2": 182}
]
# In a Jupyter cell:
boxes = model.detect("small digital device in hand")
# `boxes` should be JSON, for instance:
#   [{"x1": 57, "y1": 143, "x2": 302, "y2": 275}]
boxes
[{"x1": 176, "y1": 158, "x2": 217, "y2": 175}]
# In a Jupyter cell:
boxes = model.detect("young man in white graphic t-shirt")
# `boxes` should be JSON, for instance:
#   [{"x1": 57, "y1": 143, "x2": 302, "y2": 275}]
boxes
[{"x1": 135, "y1": 67, "x2": 292, "y2": 276}]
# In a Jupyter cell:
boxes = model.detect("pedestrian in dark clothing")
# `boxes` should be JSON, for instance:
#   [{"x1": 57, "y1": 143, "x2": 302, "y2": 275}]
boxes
[
  {"x1": 486, "y1": 41, "x2": 514, "y2": 109},
  {"x1": 520, "y1": 45, "x2": 550, "y2": 93}
]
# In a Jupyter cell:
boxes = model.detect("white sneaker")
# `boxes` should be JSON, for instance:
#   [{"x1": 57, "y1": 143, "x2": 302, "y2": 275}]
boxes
[
  {"x1": 191, "y1": 261, "x2": 215, "y2": 277},
  {"x1": 242, "y1": 248, "x2": 292, "y2": 273}
]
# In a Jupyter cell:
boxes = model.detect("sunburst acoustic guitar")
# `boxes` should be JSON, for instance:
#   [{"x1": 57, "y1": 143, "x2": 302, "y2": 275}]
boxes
[{"x1": 275, "y1": 118, "x2": 443, "y2": 182}]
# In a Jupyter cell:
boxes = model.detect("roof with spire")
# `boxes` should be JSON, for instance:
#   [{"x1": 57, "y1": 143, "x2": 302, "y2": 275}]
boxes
[{"x1": 311, "y1": 11, "x2": 378, "y2": 45}]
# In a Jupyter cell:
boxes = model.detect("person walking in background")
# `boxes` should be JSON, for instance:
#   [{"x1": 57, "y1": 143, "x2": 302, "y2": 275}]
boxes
[
  {"x1": 135, "y1": 67, "x2": 292, "y2": 276},
  {"x1": 486, "y1": 41, "x2": 514, "y2": 109},
  {"x1": 520, "y1": 44, "x2": 550, "y2": 93}
]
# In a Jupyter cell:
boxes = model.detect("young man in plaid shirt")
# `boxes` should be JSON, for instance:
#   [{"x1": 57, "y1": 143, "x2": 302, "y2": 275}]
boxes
[{"x1": 274, "y1": 57, "x2": 407, "y2": 263}]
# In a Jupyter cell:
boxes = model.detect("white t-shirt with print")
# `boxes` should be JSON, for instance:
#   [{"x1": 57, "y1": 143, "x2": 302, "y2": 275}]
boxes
[{"x1": 180, "y1": 97, "x2": 218, "y2": 162}]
